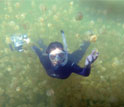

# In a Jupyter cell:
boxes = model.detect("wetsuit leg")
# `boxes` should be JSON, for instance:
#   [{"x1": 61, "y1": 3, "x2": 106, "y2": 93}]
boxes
[{"x1": 69, "y1": 41, "x2": 90, "y2": 64}]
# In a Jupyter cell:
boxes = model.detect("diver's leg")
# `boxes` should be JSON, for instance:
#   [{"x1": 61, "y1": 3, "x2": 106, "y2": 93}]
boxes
[{"x1": 69, "y1": 41, "x2": 90, "y2": 64}]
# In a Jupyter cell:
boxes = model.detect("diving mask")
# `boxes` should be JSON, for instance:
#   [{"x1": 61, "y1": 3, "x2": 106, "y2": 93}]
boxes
[{"x1": 49, "y1": 48, "x2": 68, "y2": 66}]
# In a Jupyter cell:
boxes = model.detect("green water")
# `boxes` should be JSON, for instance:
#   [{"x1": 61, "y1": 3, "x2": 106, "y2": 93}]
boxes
[{"x1": 0, "y1": 0, "x2": 124, "y2": 107}]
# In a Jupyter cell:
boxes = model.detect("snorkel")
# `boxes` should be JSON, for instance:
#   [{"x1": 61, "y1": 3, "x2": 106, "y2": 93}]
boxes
[
  {"x1": 60, "y1": 30, "x2": 68, "y2": 52},
  {"x1": 60, "y1": 30, "x2": 68, "y2": 66}
]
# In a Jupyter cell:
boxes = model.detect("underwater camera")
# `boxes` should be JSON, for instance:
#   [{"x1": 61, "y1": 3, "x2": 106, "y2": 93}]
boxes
[{"x1": 9, "y1": 34, "x2": 30, "y2": 52}]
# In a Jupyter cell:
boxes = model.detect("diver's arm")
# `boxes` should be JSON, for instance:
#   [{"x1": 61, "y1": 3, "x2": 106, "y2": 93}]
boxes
[
  {"x1": 32, "y1": 45, "x2": 43, "y2": 58},
  {"x1": 69, "y1": 41, "x2": 90, "y2": 64},
  {"x1": 32, "y1": 45, "x2": 48, "y2": 68},
  {"x1": 47, "y1": 73, "x2": 61, "y2": 78},
  {"x1": 71, "y1": 63, "x2": 91, "y2": 76}
]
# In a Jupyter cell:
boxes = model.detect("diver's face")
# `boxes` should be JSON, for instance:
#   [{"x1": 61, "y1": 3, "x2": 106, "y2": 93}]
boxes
[{"x1": 49, "y1": 48, "x2": 67, "y2": 66}]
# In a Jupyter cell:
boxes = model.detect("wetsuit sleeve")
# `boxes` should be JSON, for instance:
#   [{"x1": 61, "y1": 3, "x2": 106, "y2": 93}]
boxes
[
  {"x1": 32, "y1": 45, "x2": 47, "y2": 68},
  {"x1": 69, "y1": 41, "x2": 90, "y2": 64},
  {"x1": 71, "y1": 63, "x2": 91, "y2": 76}
]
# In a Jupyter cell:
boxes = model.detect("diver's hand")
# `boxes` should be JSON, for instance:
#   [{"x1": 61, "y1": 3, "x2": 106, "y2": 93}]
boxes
[{"x1": 85, "y1": 50, "x2": 99, "y2": 66}]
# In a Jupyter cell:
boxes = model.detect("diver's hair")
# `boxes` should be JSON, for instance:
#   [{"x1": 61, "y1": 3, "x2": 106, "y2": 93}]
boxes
[{"x1": 46, "y1": 41, "x2": 64, "y2": 54}]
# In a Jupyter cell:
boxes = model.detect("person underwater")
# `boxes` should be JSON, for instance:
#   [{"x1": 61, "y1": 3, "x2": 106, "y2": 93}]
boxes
[{"x1": 32, "y1": 30, "x2": 99, "y2": 79}]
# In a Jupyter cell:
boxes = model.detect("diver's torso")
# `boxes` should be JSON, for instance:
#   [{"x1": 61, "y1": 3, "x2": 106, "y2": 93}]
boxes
[{"x1": 50, "y1": 60, "x2": 73, "y2": 79}]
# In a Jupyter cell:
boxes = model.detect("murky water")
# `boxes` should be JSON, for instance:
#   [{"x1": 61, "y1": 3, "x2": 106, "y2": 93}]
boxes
[{"x1": 0, "y1": 0, "x2": 124, "y2": 107}]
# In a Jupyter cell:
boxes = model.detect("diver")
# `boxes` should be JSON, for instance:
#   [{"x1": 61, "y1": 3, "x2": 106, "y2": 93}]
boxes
[{"x1": 32, "y1": 30, "x2": 99, "y2": 79}]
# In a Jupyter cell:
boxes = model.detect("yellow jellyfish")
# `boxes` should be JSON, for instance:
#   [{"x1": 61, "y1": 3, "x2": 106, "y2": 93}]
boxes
[{"x1": 90, "y1": 35, "x2": 97, "y2": 42}]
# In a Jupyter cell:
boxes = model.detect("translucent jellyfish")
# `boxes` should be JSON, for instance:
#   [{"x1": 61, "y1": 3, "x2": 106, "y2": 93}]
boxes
[
  {"x1": 31, "y1": 1, "x2": 36, "y2": 7},
  {"x1": 0, "y1": 88, "x2": 4, "y2": 95},
  {"x1": 15, "y1": 14, "x2": 19, "y2": 19},
  {"x1": 52, "y1": 5, "x2": 57, "y2": 11},
  {"x1": 47, "y1": 23, "x2": 52, "y2": 27},
  {"x1": 75, "y1": 12, "x2": 83, "y2": 21},
  {"x1": 8, "y1": 6, "x2": 13, "y2": 13},
  {"x1": 39, "y1": 5, "x2": 47, "y2": 12},
  {"x1": 90, "y1": 20, "x2": 95, "y2": 25},
  {"x1": 5, "y1": 37, "x2": 11, "y2": 44},
  {"x1": 20, "y1": 13, "x2": 26, "y2": 19},
  {"x1": 7, "y1": 67, "x2": 12, "y2": 72},
  {"x1": 14, "y1": 25, "x2": 20, "y2": 30},
  {"x1": 9, "y1": 21, "x2": 16, "y2": 26},
  {"x1": 4, "y1": 14, "x2": 10, "y2": 20},
  {"x1": 39, "y1": 17, "x2": 44, "y2": 22},
  {"x1": 70, "y1": 1, "x2": 74, "y2": 6},
  {"x1": 46, "y1": 89, "x2": 54, "y2": 96},
  {"x1": 16, "y1": 87, "x2": 21, "y2": 92},
  {"x1": 75, "y1": 33, "x2": 80, "y2": 38},
  {"x1": 53, "y1": 15, "x2": 59, "y2": 20},
  {"x1": 122, "y1": 24, "x2": 124, "y2": 29},
  {"x1": 15, "y1": 2, "x2": 20, "y2": 8},
  {"x1": 112, "y1": 57, "x2": 119, "y2": 67}
]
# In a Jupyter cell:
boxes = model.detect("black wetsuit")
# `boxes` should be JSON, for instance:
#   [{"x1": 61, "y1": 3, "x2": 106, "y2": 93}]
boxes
[{"x1": 32, "y1": 41, "x2": 91, "y2": 79}]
